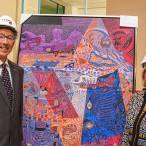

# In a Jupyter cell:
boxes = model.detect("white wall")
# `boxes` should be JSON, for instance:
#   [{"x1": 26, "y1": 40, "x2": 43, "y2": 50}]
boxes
[{"x1": 23, "y1": 0, "x2": 39, "y2": 14}]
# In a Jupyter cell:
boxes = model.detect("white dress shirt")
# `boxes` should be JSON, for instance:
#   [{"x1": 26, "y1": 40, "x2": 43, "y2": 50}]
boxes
[{"x1": 0, "y1": 60, "x2": 13, "y2": 86}]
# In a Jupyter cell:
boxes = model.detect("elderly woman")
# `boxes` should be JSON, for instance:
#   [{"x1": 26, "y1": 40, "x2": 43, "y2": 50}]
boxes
[{"x1": 122, "y1": 67, "x2": 146, "y2": 146}]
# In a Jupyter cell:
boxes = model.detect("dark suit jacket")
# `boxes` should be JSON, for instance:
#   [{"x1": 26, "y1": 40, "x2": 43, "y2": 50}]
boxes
[{"x1": 0, "y1": 60, "x2": 24, "y2": 146}]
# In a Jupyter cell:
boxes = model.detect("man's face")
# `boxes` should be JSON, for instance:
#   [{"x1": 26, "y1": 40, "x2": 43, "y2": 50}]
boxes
[{"x1": 0, "y1": 28, "x2": 15, "y2": 62}]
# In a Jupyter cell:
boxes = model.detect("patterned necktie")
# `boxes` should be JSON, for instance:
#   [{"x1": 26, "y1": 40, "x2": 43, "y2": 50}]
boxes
[{"x1": 1, "y1": 63, "x2": 13, "y2": 107}]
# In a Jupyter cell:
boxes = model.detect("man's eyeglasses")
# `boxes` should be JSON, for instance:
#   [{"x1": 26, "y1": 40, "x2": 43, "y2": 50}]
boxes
[{"x1": 0, "y1": 34, "x2": 16, "y2": 43}]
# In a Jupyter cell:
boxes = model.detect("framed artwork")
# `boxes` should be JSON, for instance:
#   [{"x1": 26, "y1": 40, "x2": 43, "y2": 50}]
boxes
[{"x1": 18, "y1": 15, "x2": 136, "y2": 146}]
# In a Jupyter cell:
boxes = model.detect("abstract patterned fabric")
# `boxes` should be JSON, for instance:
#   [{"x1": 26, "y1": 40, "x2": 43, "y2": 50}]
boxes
[
  {"x1": 122, "y1": 91, "x2": 146, "y2": 146},
  {"x1": 18, "y1": 16, "x2": 135, "y2": 146}
]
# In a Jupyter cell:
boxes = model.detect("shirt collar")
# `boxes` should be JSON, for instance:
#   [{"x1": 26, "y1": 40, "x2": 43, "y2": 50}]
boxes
[{"x1": 0, "y1": 60, "x2": 10, "y2": 67}]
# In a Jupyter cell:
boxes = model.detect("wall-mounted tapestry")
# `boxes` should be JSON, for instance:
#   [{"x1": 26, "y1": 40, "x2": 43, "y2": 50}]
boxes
[{"x1": 18, "y1": 15, "x2": 136, "y2": 146}]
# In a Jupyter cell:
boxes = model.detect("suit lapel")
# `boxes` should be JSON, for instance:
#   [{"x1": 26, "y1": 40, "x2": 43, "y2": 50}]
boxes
[
  {"x1": 0, "y1": 77, "x2": 11, "y2": 109},
  {"x1": 8, "y1": 60, "x2": 19, "y2": 113}
]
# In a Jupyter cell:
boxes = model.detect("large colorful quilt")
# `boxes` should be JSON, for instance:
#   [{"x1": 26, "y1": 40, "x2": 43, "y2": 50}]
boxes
[{"x1": 18, "y1": 15, "x2": 135, "y2": 146}]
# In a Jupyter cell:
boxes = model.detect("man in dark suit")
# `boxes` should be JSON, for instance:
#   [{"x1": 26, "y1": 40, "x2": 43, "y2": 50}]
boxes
[{"x1": 0, "y1": 15, "x2": 24, "y2": 146}]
